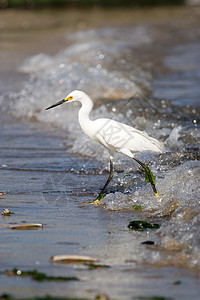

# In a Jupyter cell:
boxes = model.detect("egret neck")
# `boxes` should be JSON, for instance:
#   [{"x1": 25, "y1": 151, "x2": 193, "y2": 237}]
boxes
[{"x1": 78, "y1": 94, "x2": 94, "y2": 138}]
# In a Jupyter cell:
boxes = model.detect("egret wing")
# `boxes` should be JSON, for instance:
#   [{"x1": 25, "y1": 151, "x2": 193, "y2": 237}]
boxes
[{"x1": 95, "y1": 119, "x2": 162, "y2": 153}]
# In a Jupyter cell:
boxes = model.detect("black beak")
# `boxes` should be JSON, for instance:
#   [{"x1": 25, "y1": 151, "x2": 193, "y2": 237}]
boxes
[{"x1": 46, "y1": 99, "x2": 66, "y2": 110}]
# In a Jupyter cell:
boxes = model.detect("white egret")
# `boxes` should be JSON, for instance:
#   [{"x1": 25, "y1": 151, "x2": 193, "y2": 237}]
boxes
[{"x1": 46, "y1": 90, "x2": 162, "y2": 203}]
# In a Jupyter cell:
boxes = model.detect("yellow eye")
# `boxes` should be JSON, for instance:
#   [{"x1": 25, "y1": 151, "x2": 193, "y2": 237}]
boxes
[{"x1": 65, "y1": 96, "x2": 73, "y2": 101}]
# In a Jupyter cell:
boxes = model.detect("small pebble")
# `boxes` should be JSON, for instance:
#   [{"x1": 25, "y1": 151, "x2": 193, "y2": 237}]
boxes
[
  {"x1": 141, "y1": 241, "x2": 155, "y2": 245},
  {"x1": 10, "y1": 223, "x2": 43, "y2": 230},
  {"x1": 51, "y1": 254, "x2": 99, "y2": 263},
  {"x1": 2, "y1": 208, "x2": 12, "y2": 216}
]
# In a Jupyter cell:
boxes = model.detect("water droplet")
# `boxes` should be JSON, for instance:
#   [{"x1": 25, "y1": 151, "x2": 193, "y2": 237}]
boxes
[
  {"x1": 59, "y1": 63, "x2": 65, "y2": 68},
  {"x1": 17, "y1": 270, "x2": 22, "y2": 275},
  {"x1": 99, "y1": 54, "x2": 104, "y2": 59}
]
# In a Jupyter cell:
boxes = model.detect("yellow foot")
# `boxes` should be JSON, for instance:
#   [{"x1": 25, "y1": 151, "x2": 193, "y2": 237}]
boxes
[
  {"x1": 155, "y1": 192, "x2": 160, "y2": 197},
  {"x1": 83, "y1": 193, "x2": 104, "y2": 205},
  {"x1": 83, "y1": 199, "x2": 100, "y2": 205}
]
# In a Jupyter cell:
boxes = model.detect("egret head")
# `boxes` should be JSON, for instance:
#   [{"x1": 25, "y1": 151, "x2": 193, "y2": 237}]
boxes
[{"x1": 45, "y1": 90, "x2": 86, "y2": 110}]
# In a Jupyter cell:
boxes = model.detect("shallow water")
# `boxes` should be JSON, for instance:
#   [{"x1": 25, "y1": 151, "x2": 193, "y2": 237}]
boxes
[{"x1": 0, "y1": 6, "x2": 200, "y2": 300}]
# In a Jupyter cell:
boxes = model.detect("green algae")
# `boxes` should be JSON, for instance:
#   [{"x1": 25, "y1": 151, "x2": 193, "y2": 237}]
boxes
[
  {"x1": 132, "y1": 205, "x2": 142, "y2": 211},
  {"x1": 128, "y1": 220, "x2": 160, "y2": 231},
  {"x1": 3, "y1": 269, "x2": 79, "y2": 282}
]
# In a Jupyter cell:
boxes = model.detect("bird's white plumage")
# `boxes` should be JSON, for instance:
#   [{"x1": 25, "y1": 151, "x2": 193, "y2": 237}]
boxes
[
  {"x1": 94, "y1": 118, "x2": 162, "y2": 155},
  {"x1": 66, "y1": 90, "x2": 162, "y2": 157}
]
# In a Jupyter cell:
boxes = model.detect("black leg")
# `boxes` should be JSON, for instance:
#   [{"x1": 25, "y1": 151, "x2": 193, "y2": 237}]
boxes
[
  {"x1": 97, "y1": 156, "x2": 114, "y2": 200},
  {"x1": 84, "y1": 156, "x2": 114, "y2": 205},
  {"x1": 133, "y1": 157, "x2": 159, "y2": 196},
  {"x1": 101, "y1": 157, "x2": 114, "y2": 194}
]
